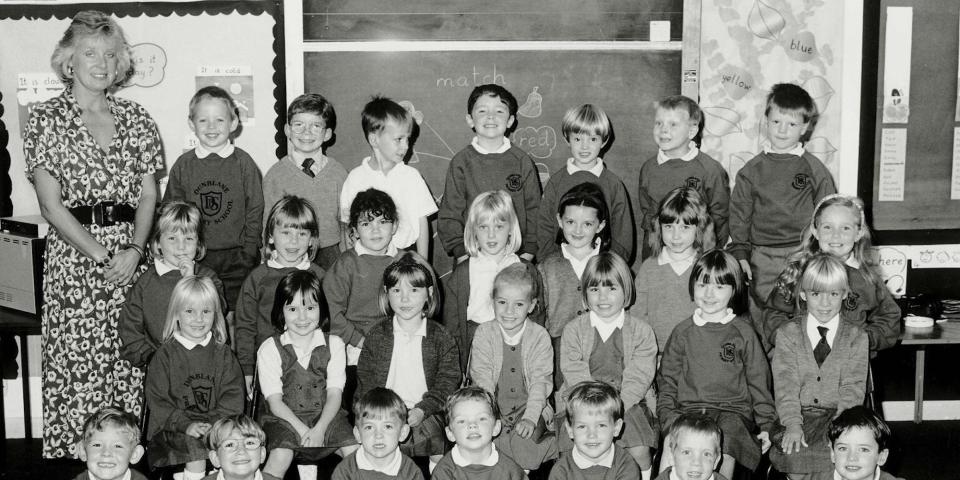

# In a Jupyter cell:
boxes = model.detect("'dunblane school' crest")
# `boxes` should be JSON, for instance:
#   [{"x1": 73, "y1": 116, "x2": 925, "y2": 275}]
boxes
[
  {"x1": 192, "y1": 385, "x2": 212, "y2": 412},
  {"x1": 199, "y1": 190, "x2": 222, "y2": 217}
]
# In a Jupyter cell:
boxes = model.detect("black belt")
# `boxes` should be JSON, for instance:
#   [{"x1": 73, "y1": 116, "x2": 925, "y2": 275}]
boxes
[{"x1": 69, "y1": 202, "x2": 137, "y2": 226}]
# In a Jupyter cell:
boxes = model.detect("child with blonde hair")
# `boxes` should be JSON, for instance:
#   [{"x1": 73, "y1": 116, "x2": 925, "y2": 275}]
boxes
[
  {"x1": 470, "y1": 262, "x2": 557, "y2": 470},
  {"x1": 145, "y1": 275, "x2": 244, "y2": 479},
  {"x1": 443, "y1": 190, "x2": 531, "y2": 371}
]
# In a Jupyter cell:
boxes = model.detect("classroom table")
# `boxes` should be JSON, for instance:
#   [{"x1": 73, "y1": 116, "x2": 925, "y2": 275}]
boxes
[{"x1": 899, "y1": 320, "x2": 960, "y2": 423}]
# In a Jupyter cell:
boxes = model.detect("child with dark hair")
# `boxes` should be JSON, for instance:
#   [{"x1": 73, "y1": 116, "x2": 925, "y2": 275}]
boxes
[
  {"x1": 357, "y1": 252, "x2": 460, "y2": 470},
  {"x1": 263, "y1": 93, "x2": 347, "y2": 269},
  {"x1": 257, "y1": 270, "x2": 357, "y2": 480},
  {"x1": 657, "y1": 249, "x2": 775, "y2": 479},
  {"x1": 439, "y1": 84, "x2": 542, "y2": 262},
  {"x1": 203, "y1": 414, "x2": 279, "y2": 480},
  {"x1": 235, "y1": 196, "x2": 326, "y2": 391},
  {"x1": 638, "y1": 95, "x2": 728, "y2": 259},
  {"x1": 728, "y1": 83, "x2": 836, "y2": 324},
  {"x1": 655, "y1": 413, "x2": 727, "y2": 480},
  {"x1": 432, "y1": 386, "x2": 526, "y2": 479},
  {"x1": 537, "y1": 103, "x2": 634, "y2": 261},
  {"x1": 332, "y1": 388, "x2": 424, "y2": 480},
  {"x1": 339, "y1": 96, "x2": 437, "y2": 257},
  {"x1": 76, "y1": 407, "x2": 147, "y2": 480},
  {"x1": 550, "y1": 381, "x2": 641, "y2": 480},
  {"x1": 324, "y1": 188, "x2": 400, "y2": 367},
  {"x1": 826, "y1": 406, "x2": 903, "y2": 480},
  {"x1": 164, "y1": 85, "x2": 263, "y2": 313}
]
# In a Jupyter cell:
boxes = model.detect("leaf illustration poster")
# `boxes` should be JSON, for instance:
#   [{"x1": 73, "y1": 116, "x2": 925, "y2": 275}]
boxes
[{"x1": 699, "y1": 0, "x2": 845, "y2": 185}]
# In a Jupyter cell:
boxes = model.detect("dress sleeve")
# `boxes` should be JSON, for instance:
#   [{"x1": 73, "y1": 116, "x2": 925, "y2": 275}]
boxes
[
  {"x1": 22, "y1": 103, "x2": 60, "y2": 183},
  {"x1": 137, "y1": 107, "x2": 164, "y2": 176}
]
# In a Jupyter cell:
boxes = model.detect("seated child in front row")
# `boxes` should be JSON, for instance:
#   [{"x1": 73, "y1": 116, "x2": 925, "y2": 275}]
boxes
[
  {"x1": 257, "y1": 270, "x2": 358, "y2": 480},
  {"x1": 145, "y1": 276, "x2": 244, "y2": 479},
  {"x1": 356, "y1": 252, "x2": 461, "y2": 469},
  {"x1": 470, "y1": 262, "x2": 558, "y2": 471},
  {"x1": 203, "y1": 414, "x2": 280, "y2": 480},
  {"x1": 654, "y1": 413, "x2": 728, "y2": 480},
  {"x1": 433, "y1": 386, "x2": 526, "y2": 480},
  {"x1": 656, "y1": 249, "x2": 775, "y2": 479},
  {"x1": 75, "y1": 407, "x2": 147, "y2": 480},
  {"x1": 121, "y1": 200, "x2": 226, "y2": 369},
  {"x1": 537, "y1": 103, "x2": 634, "y2": 262},
  {"x1": 550, "y1": 381, "x2": 641, "y2": 480},
  {"x1": 235, "y1": 195, "x2": 326, "y2": 390},
  {"x1": 444, "y1": 189, "x2": 525, "y2": 371},
  {"x1": 825, "y1": 406, "x2": 904, "y2": 480},
  {"x1": 560, "y1": 252, "x2": 658, "y2": 479},
  {"x1": 332, "y1": 388, "x2": 424, "y2": 480},
  {"x1": 325, "y1": 188, "x2": 400, "y2": 368},
  {"x1": 769, "y1": 254, "x2": 868, "y2": 479}
]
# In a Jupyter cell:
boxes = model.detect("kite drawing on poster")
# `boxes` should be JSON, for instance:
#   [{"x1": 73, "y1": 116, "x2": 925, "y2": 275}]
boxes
[{"x1": 197, "y1": 65, "x2": 255, "y2": 126}]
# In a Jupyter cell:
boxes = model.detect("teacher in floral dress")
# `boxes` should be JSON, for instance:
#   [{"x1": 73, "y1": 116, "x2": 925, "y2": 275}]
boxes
[{"x1": 23, "y1": 11, "x2": 162, "y2": 458}]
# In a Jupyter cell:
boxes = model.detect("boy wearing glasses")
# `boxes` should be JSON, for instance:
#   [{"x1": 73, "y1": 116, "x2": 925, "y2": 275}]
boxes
[
  {"x1": 204, "y1": 414, "x2": 280, "y2": 480},
  {"x1": 263, "y1": 93, "x2": 349, "y2": 269}
]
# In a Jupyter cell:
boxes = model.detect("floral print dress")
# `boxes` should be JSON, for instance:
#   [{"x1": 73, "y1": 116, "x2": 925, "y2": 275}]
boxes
[{"x1": 23, "y1": 90, "x2": 163, "y2": 458}]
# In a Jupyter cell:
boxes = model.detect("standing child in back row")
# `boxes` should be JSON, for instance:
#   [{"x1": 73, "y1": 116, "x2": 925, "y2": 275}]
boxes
[
  {"x1": 439, "y1": 84, "x2": 542, "y2": 262},
  {"x1": 263, "y1": 93, "x2": 348, "y2": 270},
  {"x1": 339, "y1": 96, "x2": 437, "y2": 258},
  {"x1": 163, "y1": 85, "x2": 264, "y2": 316},
  {"x1": 638, "y1": 95, "x2": 729, "y2": 260},
  {"x1": 537, "y1": 104, "x2": 634, "y2": 262},
  {"x1": 728, "y1": 83, "x2": 836, "y2": 323}
]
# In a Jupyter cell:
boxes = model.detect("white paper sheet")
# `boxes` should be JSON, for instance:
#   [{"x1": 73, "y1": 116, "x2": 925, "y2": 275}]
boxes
[{"x1": 878, "y1": 128, "x2": 907, "y2": 201}]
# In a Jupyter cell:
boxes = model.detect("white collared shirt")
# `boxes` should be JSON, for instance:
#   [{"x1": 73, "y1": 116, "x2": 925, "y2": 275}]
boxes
[
  {"x1": 671, "y1": 468, "x2": 714, "y2": 480},
  {"x1": 385, "y1": 316, "x2": 429, "y2": 408},
  {"x1": 467, "y1": 253, "x2": 520, "y2": 323},
  {"x1": 451, "y1": 444, "x2": 500, "y2": 467},
  {"x1": 561, "y1": 242, "x2": 600, "y2": 279},
  {"x1": 195, "y1": 143, "x2": 235, "y2": 159},
  {"x1": 692, "y1": 308, "x2": 736, "y2": 326},
  {"x1": 155, "y1": 259, "x2": 179, "y2": 276},
  {"x1": 833, "y1": 467, "x2": 881, "y2": 480},
  {"x1": 806, "y1": 313, "x2": 840, "y2": 349},
  {"x1": 354, "y1": 240, "x2": 399, "y2": 258},
  {"x1": 764, "y1": 143, "x2": 805, "y2": 156},
  {"x1": 657, "y1": 142, "x2": 699, "y2": 165},
  {"x1": 590, "y1": 311, "x2": 624, "y2": 342},
  {"x1": 89, "y1": 469, "x2": 133, "y2": 480},
  {"x1": 214, "y1": 470, "x2": 265, "y2": 480},
  {"x1": 266, "y1": 256, "x2": 312, "y2": 270},
  {"x1": 566, "y1": 158, "x2": 605, "y2": 177},
  {"x1": 845, "y1": 255, "x2": 861, "y2": 269},
  {"x1": 471, "y1": 136, "x2": 512, "y2": 154},
  {"x1": 571, "y1": 444, "x2": 615, "y2": 469},
  {"x1": 657, "y1": 249, "x2": 696, "y2": 276},
  {"x1": 355, "y1": 446, "x2": 403, "y2": 475},
  {"x1": 173, "y1": 331, "x2": 212, "y2": 349},
  {"x1": 257, "y1": 330, "x2": 347, "y2": 398},
  {"x1": 500, "y1": 321, "x2": 527, "y2": 346}
]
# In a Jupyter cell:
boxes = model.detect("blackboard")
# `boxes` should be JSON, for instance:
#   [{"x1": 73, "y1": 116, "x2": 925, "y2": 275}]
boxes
[
  {"x1": 870, "y1": 0, "x2": 960, "y2": 231},
  {"x1": 306, "y1": 49, "x2": 681, "y2": 274}
]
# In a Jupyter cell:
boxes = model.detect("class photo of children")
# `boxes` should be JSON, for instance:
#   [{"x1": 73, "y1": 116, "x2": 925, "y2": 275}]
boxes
[{"x1": 0, "y1": 1, "x2": 958, "y2": 480}]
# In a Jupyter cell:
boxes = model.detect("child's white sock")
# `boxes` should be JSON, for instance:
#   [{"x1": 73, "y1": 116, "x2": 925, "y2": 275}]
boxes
[
  {"x1": 183, "y1": 470, "x2": 205, "y2": 480},
  {"x1": 297, "y1": 464, "x2": 318, "y2": 480},
  {"x1": 641, "y1": 468, "x2": 652, "y2": 480}
]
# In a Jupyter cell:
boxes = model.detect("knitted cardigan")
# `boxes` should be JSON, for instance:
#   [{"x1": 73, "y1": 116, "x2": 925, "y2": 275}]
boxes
[
  {"x1": 559, "y1": 310, "x2": 657, "y2": 410},
  {"x1": 772, "y1": 313, "x2": 869, "y2": 428},
  {"x1": 538, "y1": 252, "x2": 589, "y2": 338},
  {"x1": 469, "y1": 320, "x2": 553, "y2": 425},
  {"x1": 356, "y1": 318, "x2": 461, "y2": 418}
]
